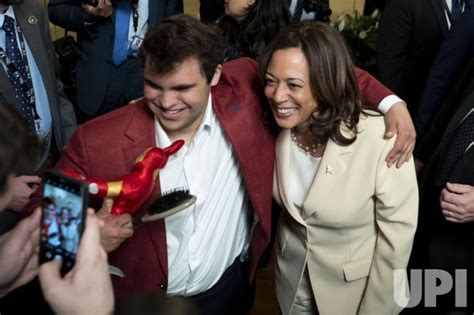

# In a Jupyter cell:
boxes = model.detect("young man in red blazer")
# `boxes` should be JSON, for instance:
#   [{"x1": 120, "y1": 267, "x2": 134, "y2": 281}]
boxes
[{"x1": 33, "y1": 15, "x2": 414, "y2": 314}]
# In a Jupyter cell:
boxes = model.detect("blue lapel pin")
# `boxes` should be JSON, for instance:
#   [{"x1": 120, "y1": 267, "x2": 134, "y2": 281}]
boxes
[{"x1": 228, "y1": 104, "x2": 241, "y2": 111}]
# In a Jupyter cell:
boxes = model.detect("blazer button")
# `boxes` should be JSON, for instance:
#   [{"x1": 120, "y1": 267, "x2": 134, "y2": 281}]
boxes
[{"x1": 159, "y1": 283, "x2": 166, "y2": 290}]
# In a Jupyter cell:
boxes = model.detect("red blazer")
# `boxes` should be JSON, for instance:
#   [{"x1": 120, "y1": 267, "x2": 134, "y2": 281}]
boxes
[{"x1": 30, "y1": 58, "x2": 392, "y2": 299}]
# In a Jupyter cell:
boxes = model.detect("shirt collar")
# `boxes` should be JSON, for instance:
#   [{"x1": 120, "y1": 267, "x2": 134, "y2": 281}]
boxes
[
  {"x1": 154, "y1": 93, "x2": 215, "y2": 148},
  {"x1": 0, "y1": 6, "x2": 16, "y2": 28}
]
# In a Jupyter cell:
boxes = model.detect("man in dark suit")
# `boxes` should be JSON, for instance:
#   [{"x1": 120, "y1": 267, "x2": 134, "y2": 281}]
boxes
[
  {"x1": 414, "y1": 57, "x2": 474, "y2": 171},
  {"x1": 48, "y1": 0, "x2": 183, "y2": 121},
  {"x1": 28, "y1": 14, "x2": 414, "y2": 314},
  {"x1": 417, "y1": 89, "x2": 474, "y2": 313},
  {"x1": 416, "y1": 8, "x2": 474, "y2": 136},
  {"x1": 0, "y1": 0, "x2": 76, "y2": 229},
  {"x1": 377, "y1": 0, "x2": 459, "y2": 118}
]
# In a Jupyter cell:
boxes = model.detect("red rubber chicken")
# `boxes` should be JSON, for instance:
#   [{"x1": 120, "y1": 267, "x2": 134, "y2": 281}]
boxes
[{"x1": 63, "y1": 140, "x2": 184, "y2": 216}]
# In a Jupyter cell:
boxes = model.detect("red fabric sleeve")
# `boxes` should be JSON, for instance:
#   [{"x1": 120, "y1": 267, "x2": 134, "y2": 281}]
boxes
[{"x1": 355, "y1": 66, "x2": 394, "y2": 109}]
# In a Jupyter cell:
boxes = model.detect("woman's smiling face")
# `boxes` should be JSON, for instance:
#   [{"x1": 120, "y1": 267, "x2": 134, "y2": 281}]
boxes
[{"x1": 264, "y1": 48, "x2": 317, "y2": 130}]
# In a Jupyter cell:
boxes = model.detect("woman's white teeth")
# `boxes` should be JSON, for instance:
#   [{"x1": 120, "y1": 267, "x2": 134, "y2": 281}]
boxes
[
  {"x1": 165, "y1": 109, "x2": 182, "y2": 114},
  {"x1": 276, "y1": 108, "x2": 297, "y2": 115}
]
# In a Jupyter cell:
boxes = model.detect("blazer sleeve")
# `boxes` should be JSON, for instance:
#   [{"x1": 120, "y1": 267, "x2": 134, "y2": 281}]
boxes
[
  {"x1": 376, "y1": 0, "x2": 412, "y2": 95},
  {"x1": 25, "y1": 126, "x2": 91, "y2": 217},
  {"x1": 41, "y1": 6, "x2": 77, "y2": 148},
  {"x1": 416, "y1": 11, "x2": 474, "y2": 135},
  {"x1": 48, "y1": 0, "x2": 93, "y2": 34},
  {"x1": 358, "y1": 137, "x2": 418, "y2": 314},
  {"x1": 355, "y1": 66, "x2": 395, "y2": 109}
]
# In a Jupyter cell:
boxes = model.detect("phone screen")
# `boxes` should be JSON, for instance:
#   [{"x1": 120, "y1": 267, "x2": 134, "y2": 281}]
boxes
[{"x1": 40, "y1": 171, "x2": 88, "y2": 275}]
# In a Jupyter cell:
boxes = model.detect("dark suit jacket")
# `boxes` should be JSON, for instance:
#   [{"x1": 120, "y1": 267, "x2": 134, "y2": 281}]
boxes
[
  {"x1": 418, "y1": 91, "x2": 474, "y2": 279},
  {"x1": 415, "y1": 57, "x2": 474, "y2": 164},
  {"x1": 377, "y1": 0, "x2": 449, "y2": 117},
  {"x1": 416, "y1": 9, "x2": 474, "y2": 135},
  {"x1": 34, "y1": 57, "x2": 393, "y2": 299},
  {"x1": 0, "y1": 1, "x2": 76, "y2": 152},
  {"x1": 47, "y1": 0, "x2": 183, "y2": 116}
]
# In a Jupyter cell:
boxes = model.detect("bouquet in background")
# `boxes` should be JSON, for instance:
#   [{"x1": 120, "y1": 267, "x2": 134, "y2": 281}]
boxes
[{"x1": 332, "y1": 9, "x2": 380, "y2": 74}]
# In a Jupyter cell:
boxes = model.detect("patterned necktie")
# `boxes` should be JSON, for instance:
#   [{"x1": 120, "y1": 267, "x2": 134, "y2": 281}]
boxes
[
  {"x1": 112, "y1": 0, "x2": 132, "y2": 65},
  {"x1": 293, "y1": 0, "x2": 306, "y2": 22},
  {"x1": 2, "y1": 15, "x2": 36, "y2": 133},
  {"x1": 436, "y1": 111, "x2": 474, "y2": 185},
  {"x1": 451, "y1": 0, "x2": 463, "y2": 21}
]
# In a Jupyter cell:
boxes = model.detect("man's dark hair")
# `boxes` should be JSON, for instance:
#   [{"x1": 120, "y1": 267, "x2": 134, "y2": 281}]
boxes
[
  {"x1": 139, "y1": 14, "x2": 225, "y2": 83},
  {"x1": 0, "y1": 102, "x2": 39, "y2": 195}
]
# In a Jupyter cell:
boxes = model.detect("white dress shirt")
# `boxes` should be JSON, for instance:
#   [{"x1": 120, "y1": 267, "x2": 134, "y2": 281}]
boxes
[
  {"x1": 444, "y1": 0, "x2": 465, "y2": 29},
  {"x1": 127, "y1": 0, "x2": 148, "y2": 43},
  {"x1": 289, "y1": 140, "x2": 321, "y2": 209},
  {"x1": 155, "y1": 95, "x2": 251, "y2": 296}
]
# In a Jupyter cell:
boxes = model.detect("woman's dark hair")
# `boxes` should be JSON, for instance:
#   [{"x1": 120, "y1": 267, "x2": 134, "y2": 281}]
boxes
[
  {"x1": 139, "y1": 14, "x2": 225, "y2": 83},
  {"x1": 217, "y1": 0, "x2": 291, "y2": 61},
  {"x1": 258, "y1": 21, "x2": 362, "y2": 146},
  {"x1": 0, "y1": 102, "x2": 39, "y2": 195}
]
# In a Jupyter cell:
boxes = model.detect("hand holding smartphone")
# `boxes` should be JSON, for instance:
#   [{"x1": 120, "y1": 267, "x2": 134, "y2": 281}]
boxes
[{"x1": 39, "y1": 171, "x2": 88, "y2": 276}]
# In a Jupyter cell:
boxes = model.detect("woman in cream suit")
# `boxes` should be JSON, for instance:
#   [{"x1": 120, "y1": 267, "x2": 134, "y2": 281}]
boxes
[{"x1": 258, "y1": 22, "x2": 418, "y2": 314}]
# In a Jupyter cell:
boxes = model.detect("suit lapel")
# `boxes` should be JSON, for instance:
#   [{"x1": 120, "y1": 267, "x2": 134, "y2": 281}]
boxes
[
  {"x1": 431, "y1": 0, "x2": 449, "y2": 35},
  {"x1": 148, "y1": 0, "x2": 158, "y2": 24},
  {"x1": 303, "y1": 135, "x2": 352, "y2": 219},
  {"x1": 276, "y1": 129, "x2": 307, "y2": 226},
  {"x1": 111, "y1": 0, "x2": 118, "y2": 23},
  {"x1": 0, "y1": 68, "x2": 15, "y2": 104},
  {"x1": 211, "y1": 82, "x2": 248, "y2": 143},
  {"x1": 211, "y1": 81, "x2": 272, "y2": 237},
  {"x1": 211, "y1": 81, "x2": 263, "y2": 199},
  {"x1": 121, "y1": 100, "x2": 163, "y2": 208},
  {"x1": 121, "y1": 100, "x2": 170, "y2": 277},
  {"x1": 276, "y1": 123, "x2": 354, "y2": 221},
  {"x1": 438, "y1": 91, "x2": 474, "y2": 156},
  {"x1": 122, "y1": 100, "x2": 156, "y2": 173}
]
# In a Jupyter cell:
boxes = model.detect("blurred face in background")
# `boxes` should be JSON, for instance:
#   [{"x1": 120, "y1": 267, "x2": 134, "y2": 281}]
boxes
[{"x1": 224, "y1": 0, "x2": 256, "y2": 22}]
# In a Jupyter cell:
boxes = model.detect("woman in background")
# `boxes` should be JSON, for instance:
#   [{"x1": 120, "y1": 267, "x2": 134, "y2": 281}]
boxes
[
  {"x1": 258, "y1": 22, "x2": 418, "y2": 314},
  {"x1": 217, "y1": 0, "x2": 291, "y2": 61}
]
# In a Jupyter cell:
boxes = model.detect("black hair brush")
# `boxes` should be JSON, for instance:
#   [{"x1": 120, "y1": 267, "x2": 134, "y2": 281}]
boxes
[{"x1": 123, "y1": 189, "x2": 196, "y2": 228}]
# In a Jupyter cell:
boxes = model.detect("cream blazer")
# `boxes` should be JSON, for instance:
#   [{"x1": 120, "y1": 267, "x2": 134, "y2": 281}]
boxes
[{"x1": 273, "y1": 114, "x2": 418, "y2": 315}]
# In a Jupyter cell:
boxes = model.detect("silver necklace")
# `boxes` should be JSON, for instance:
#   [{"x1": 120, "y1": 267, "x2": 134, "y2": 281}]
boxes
[{"x1": 290, "y1": 128, "x2": 322, "y2": 156}]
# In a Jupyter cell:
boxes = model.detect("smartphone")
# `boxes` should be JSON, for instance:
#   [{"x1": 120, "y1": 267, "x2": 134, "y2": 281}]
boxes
[{"x1": 39, "y1": 170, "x2": 89, "y2": 276}]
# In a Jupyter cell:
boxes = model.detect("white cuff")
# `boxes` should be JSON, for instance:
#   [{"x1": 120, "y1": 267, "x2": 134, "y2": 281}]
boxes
[{"x1": 378, "y1": 95, "x2": 406, "y2": 114}]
